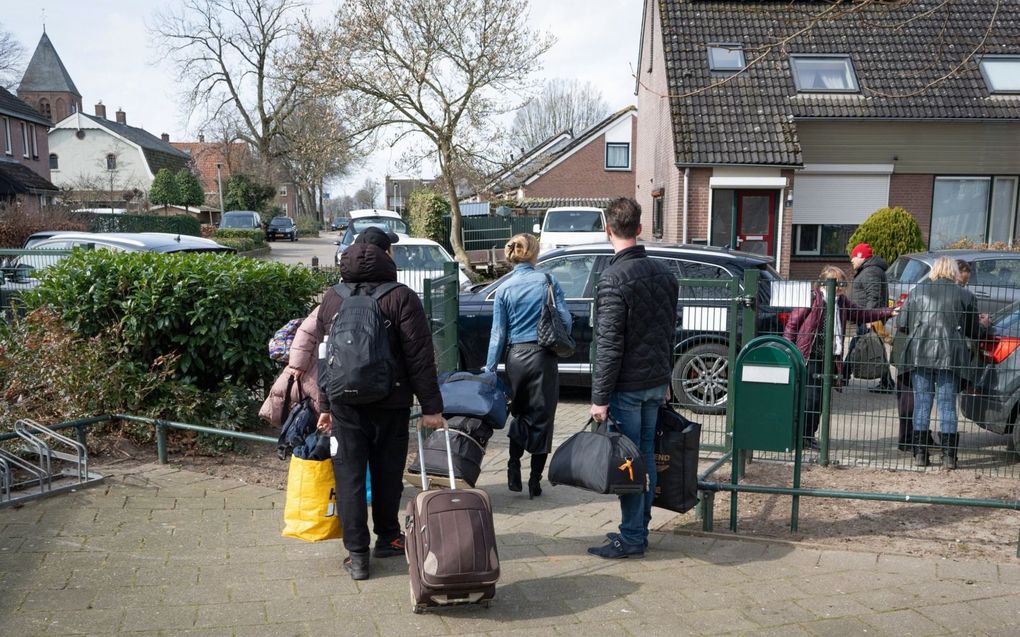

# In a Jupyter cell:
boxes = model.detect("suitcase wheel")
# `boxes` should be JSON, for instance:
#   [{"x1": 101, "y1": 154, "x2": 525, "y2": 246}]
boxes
[{"x1": 412, "y1": 604, "x2": 425, "y2": 614}]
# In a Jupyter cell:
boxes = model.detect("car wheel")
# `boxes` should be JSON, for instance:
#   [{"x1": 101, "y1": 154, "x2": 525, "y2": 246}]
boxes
[{"x1": 672, "y1": 343, "x2": 729, "y2": 415}]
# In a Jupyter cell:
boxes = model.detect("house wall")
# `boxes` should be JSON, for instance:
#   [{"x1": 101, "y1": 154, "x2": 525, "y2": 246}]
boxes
[
  {"x1": 524, "y1": 116, "x2": 636, "y2": 200},
  {"x1": 635, "y1": 0, "x2": 682, "y2": 243},
  {"x1": 888, "y1": 174, "x2": 935, "y2": 243},
  {"x1": 48, "y1": 127, "x2": 152, "y2": 192},
  {"x1": 2, "y1": 115, "x2": 50, "y2": 181}
]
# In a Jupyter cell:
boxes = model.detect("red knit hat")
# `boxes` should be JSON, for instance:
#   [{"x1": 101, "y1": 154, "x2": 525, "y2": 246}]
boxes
[{"x1": 850, "y1": 243, "x2": 873, "y2": 259}]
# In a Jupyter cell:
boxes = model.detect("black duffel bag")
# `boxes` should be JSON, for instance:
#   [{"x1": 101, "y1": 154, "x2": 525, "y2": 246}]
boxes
[
  {"x1": 548, "y1": 417, "x2": 647, "y2": 495},
  {"x1": 653, "y1": 404, "x2": 701, "y2": 513},
  {"x1": 406, "y1": 416, "x2": 490, "y2": 487}
]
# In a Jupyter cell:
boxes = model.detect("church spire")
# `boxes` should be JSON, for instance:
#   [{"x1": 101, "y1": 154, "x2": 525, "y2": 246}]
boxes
[{"x1": 17, "y1": 32, "x2": 82, "y2": 123}]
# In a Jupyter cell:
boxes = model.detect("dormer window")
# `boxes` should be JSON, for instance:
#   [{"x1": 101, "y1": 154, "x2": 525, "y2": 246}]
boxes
[
  {"x1": 979, "y1": 56, "x2": 1020, "y2": 94},
  {"x1": 790, "y1": 55, "x2": 859, "y2": 93},
  {"x1": 708, "y1": 45, "x2": 745, "y2": 73}
]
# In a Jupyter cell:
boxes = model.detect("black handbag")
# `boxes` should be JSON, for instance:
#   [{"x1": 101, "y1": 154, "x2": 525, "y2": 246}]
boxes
[
  {"x1": 653, "y1": 404, "x2": 701, "y2": 514},
  {"x1": 276, "y1": 376, "x2": 316, "y2": 460},
  {"x1": 548, "y1": 417, "x2": 647, "y2": 495},
  {"x1": 848, "y1": 329, "x2": 886, "y2": 380},
  {"x1": 536, "y1": 273, "x2": 575, "y2": 358}
]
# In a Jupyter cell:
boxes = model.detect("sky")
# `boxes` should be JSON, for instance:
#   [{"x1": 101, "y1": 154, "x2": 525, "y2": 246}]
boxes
[{"x1": 4, "y1": 0, "x2": 643, "y2": 201}]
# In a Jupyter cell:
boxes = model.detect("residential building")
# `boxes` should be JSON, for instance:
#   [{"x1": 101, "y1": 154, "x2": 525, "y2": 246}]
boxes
[
  {"x1": 48, "y1": 103, "x2": 190, "y2": 207},
  {"x1": 636, "y1": 0, "x2": 1020, "y2": 277},
  {"x1": 16, "y1": 31, "x2": 82, "y2": 123},
  {"x1": 171, "y1": 135, "x2": 250, "y2": 211},
  {"x1": 480, "y1": 105, "x2": 637, "y2": 202},
  {"x1": 0, "y1": 87, "x2": 58, "y2": 213},
  {"x1": 385, "y1": 177, "x2": 437, "y2": 215}
]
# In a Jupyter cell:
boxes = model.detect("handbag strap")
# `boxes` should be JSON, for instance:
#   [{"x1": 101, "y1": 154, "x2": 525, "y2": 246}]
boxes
[
  {"x1": 543, "y1": 273, "x2": 556, "y2": 305},
  {"x1": 585, "y1": 415, "x2": 618, "y2": 433}
]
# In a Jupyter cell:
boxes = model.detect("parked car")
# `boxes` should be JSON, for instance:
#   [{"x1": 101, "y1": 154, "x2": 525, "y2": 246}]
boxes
[
  {"x1": 334, "y1": 209, "x2": 410, "y2": 265},
  {"x1": 458, "y1": 243, "x2": 783, "y2": 414},
  {"x1": 330, "y1": 217, "x2": 350, "y2": 231},
  {"x1": 888, "y1": 249, "x2": 1020, "y2": 314},
  {"x1": 390, "y1": 237, "x2": 471, "y2": 292},
  {"x1": 961, "y1": 300, "x2": 1020, "y2": 456},
  {"x1": 22, "y1": 231, "x2": 65, "y2": 249},
  {"x1": 265, "y1": 216, "x2": 297, "y2": 242},
  {"x1": 219, "y1": 210, "x2": 263, "y2": 230},
  {"x1": 533, "y1": 206, "x2": 609, "y2": 256}
]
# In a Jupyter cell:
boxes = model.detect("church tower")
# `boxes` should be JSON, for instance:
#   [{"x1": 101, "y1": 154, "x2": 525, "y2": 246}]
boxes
[{"x1": 17, "y1": 32, "x2": 82, "y2": 123}]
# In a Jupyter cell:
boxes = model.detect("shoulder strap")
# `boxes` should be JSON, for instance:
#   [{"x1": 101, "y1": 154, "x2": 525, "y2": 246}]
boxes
[
  {"x1": 333, "y1": 282, "x2": 353, "y2": 299},
  {"x1": 371, "y1": 281, "x2": 403, "y2": 300}
]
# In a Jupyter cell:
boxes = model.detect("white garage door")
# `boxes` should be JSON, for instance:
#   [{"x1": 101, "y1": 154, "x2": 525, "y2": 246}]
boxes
[{"x1": 795, "y1": 173, "x2": 891, "y2": 224}]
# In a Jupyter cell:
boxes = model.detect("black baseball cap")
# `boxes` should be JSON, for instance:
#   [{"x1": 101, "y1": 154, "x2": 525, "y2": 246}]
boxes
[{"x1": 355, "y1": 226, "x2": 400, "y2": 251}]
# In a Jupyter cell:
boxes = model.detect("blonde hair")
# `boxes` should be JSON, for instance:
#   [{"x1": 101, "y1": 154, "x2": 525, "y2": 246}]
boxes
[
  {"x1": 505, "y1": 233, "x2": 539, "y2": 264},
  {"x1": 819, "y1": 265, "x2": 847, "y2": 282},
  {"x1": 929, "y1": 256, "x2": 959, "y2": 282}
]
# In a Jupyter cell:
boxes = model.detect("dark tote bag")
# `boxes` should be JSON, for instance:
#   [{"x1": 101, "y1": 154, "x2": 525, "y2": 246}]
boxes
[
  {"x1": 548, "y1": 417, "x2": 647, "y2": 495},
  {"x1": 537, "y1": 274, "x2": 575, "y2": 358},
  {"x1": 276, "y1": 376, "x2": 316, "y2": 461},
  {"x1": 653, "y1": 404, "x2": 701, "y2": 514},
  {"x1": 848, "y1": 329, "x2": 886, "y2": 380}
]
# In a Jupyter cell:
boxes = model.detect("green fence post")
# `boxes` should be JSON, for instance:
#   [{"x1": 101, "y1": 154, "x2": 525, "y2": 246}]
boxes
[
  {"x1": 819, "y1": 278, "x2": 837, "y2": 466},
  {"x1": 155, "y1": 420, "x2": 168, "y2": 464}
]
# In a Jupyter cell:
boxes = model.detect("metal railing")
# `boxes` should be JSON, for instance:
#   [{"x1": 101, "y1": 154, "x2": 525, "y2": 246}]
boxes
[{"x1": 424, "y1": 262, "x2": 460, "y2": 373}]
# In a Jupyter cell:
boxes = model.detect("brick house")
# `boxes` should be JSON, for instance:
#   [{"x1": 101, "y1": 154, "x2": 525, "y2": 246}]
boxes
[
  {"x1": 482, "y1": 105, "x2": 637, "y2": 202},
  {"x1": 636, "y1": 0, "x2": 1020, "y2": 277},
  {"x1": 385, "y1": 177, "x2": 437, "y2": 215},
  {"x1": 0, "y1": 87, "x2": 58, "y2": 214}
]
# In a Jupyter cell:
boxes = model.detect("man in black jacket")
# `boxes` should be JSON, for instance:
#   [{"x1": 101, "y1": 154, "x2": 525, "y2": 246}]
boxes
[
  {"x1": 846, "y1": 243, "x2": 894, "y2": 391},
  {"x1": 313, "y1": 228, "x2": 445, "y2": 580},
  {"x1": 588, "y1": 197, "x2": 679, "y2": 559}
]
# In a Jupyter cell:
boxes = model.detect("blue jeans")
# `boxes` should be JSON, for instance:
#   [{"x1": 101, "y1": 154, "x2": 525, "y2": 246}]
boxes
[
  {"x1": 608, "y1": 384, "x2": 667, "y2": 547},
  {"x1": 912, "y1": 368, "x2": 958, "y2": 434}
]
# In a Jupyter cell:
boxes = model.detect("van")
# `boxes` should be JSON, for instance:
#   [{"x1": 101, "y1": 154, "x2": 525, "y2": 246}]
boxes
[
  {"x1": 219, "y1": 210, "x2": 263, "y2": 230},
  {"x1": 533, "y1": 207, "x2": 608, "y2": 255}
]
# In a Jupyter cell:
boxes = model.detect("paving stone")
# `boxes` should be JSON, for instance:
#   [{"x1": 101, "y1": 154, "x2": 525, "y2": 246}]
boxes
[
  {"x1": 21, "y1": 586, "x2": 98, "y2": 611},
  {"x1": 264, "y1": 594, "x2": 335, "y2": 623},
  {"x1": 875, "y1": 553, "x2": 938, "y2": 578},
  {"x1": 742, "y1": 598, "x2": 820, "y2": 627},
  {"x1": 802, "y1": 616, "x2": 879, "y2": 636},
  {"x1": 680, "y1": 606, "x2": 760, "y2": 634},
  {"x1": 858, "y1": 608, "x2": 950, "y2": 636},
  {"x1": 193, "y1": 601, "x2": 267, "y2": 628},
  {"x1": 44, "y1": 607, "x2": 126, "y2": 635},
  {"x1": 935, "y1": 559, "x2": 1000, "y2": 583},
  {"x1": 119, "y1": 604, "x2": 197, "y2": 632}
]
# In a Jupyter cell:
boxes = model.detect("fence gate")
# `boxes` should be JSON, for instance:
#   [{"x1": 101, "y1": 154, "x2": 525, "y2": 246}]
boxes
[{"x1": 423, "y1": 262, "x2": 460, "y2": 373}]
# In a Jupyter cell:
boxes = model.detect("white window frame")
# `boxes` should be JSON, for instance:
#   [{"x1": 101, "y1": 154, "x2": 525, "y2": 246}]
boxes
[
  {"x1": 20, "y1": 122, "x2": 29, "y2": 158},
  {"x1": 789, "y1": 54, "x2": 860, "y2": 93},
  {"x1": 279, "y1": 185, "x2": 288, "y2": 196},
  {"x1": 978, "y1": 55, "x2": 1020, "y2": 95},
  {"x1": 794, "y1": 225, "x2": 821, "y2": 256},
  {"x1": 708, "y1": 44, "x2": 745, "y2": 73},
  {"x1": 2, "y1": 117, "x2": 10, "y2": 155},
  {"x1": 49, "y1": 153, "x2": 59, "y2": 171},
  {"x1": 281, "y1": 202, "x2": 288, "y2": 214},
  {"x1": 30, "y1": 124, "x2": 38, "y2": 158},
  {"x1": 605, "y1": 142, "x2": 631, "y2": 170}
]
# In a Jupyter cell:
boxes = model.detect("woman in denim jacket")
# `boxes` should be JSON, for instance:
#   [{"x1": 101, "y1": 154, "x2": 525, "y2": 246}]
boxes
[{"x1": 485, "y1": 233, "x2": 571, "y2": 498}]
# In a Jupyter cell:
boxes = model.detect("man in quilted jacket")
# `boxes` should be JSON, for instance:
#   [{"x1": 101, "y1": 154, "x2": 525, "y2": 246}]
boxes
[{"x1": 588, "y1": 197, "x2": 679, "y2": 559}]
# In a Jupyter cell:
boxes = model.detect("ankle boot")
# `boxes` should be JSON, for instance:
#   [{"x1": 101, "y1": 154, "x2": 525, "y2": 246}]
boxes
[
  {"x1": 507, "y1": 459, "x2": 522, "y2": 492},
  {"x1": 528, "y1": 454, "x2": 546, "y2": 499},
  {"x1": 913, "y1": 429, "x2": 929, "y2": 467},
  {"x1": 343, "y1": 550, "x2": 370, "y2": 581},
  {"x1": 941, "y1": 432, "x2": 959, "y2": 470},
  {"x1": 897, "y1": 416, "x2": 911, "y2": 452}
]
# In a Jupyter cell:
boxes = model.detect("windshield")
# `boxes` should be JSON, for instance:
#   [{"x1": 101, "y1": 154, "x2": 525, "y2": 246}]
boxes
[
  {"x1": 888, "y1": 256, "x2": 930, "y2": 284},
  {"x1": 269, "y1": 217, "x2": 293, "y2": 227},
  {"x1": 352, "y1": 217, "x2": 408, "y2": 234},
  {"x1": 543, "y1": 210, "x2": 604, "y2": 233},
  {"x1": 392, "y1": 245, "x2": 451, "y2": 270},
  {"x1": 221, "y1": 214, "x2": 257, "y2": 229}
]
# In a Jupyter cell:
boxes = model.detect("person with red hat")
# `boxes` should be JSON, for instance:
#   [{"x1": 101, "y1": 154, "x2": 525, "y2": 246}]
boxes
[{"x1": 845, "y1": 242, "x2": 895, "y2": 392}]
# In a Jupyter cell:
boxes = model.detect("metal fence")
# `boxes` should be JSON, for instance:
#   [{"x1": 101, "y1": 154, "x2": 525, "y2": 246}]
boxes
[
  {"x1": 423, "y1": 262, "x2": 460, "y2": 373},
  {"x1": 439, "y1": 216, "x2": 541, "y2": 252}
]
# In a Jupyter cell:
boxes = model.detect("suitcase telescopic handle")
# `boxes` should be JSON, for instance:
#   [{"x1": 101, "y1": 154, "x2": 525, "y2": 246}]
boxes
[{"x1": 414, "y1": 417, "x2": 458, "y2": 491}]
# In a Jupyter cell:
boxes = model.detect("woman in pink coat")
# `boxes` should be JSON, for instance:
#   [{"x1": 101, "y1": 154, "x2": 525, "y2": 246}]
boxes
[{"x1": 259, "y1": 306, "x2": 322, "y2": 426}]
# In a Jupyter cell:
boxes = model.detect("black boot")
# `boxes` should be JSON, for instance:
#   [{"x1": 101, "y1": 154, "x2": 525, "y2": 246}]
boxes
[
  {"x1": 897, "y1": 415, "x2": 911, "y2": 452},
  {"x1": 941, "y1": 432, "x2": 959, "y2": 470},
  {"x1": 343, "y1": 550, "x2": 370, "y2": 581},
  {"x1": 508, "y1": 441, "x2": 524, "y2": 492},
  {"x1": 913, "y1": 429, "x2": 929, "y2": 467},
  {"x1": 528, "y1": 453, "x2": 547, "y2": 499}
]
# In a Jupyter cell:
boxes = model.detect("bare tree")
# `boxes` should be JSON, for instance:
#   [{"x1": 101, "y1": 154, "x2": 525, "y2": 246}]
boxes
[
  {"x1": 0, "y1": 23, "x2": 24, "y2": 90},
  {"x1": 353, "y1": 178, "x2": 380, "y2": 208},
  {"x1": 299, "y1": 0, "x2": 554, "y2": 267},
  {"x1": 510, "y1": 79, "x2": 610, "y2": 151},
  {"x1": 150, "y1": 0, "x2": 306, "y2": 173}
]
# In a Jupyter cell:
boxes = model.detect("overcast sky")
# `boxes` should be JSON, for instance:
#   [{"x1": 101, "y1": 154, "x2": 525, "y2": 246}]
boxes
[{"x1": 4, "y1": 1, "x2": 642, "y2": 199}]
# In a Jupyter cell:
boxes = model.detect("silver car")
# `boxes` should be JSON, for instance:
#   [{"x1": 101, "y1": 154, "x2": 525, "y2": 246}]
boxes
[{"x1": 888, "y1": 249, "x2": 1020, "y2": 314}]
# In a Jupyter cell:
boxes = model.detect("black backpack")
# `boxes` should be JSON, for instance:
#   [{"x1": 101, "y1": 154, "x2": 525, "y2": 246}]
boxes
[{"x1": 322, "y1": 281, "x2": 402, "y2": 405}]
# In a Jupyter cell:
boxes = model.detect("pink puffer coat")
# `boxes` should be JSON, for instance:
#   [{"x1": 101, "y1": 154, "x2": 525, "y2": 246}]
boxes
[{"x1": 259, "y1": 306, "x2": 322, "y2": 427}]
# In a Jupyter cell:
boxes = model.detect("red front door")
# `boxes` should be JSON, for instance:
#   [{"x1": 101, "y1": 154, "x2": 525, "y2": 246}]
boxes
[{"x1": 735, "y1": 190, "x2": 777, "y2": 256}]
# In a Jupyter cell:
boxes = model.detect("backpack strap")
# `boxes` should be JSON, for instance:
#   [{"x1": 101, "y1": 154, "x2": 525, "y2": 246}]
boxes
[
  {"x1": 333, "y1": 282, "x2": 354, "y2": 298},
  {"x1": 332, "y1": 281, "x2": 402, "y2": 299},
  {"x1": 371, "y1": 281, "x2": 403, "y2": 300}
]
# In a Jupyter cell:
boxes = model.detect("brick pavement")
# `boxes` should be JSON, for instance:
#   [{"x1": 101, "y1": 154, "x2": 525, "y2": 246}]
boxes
[{"x1": 2, "y1": 398, "x2": 1019, "y2": 635}]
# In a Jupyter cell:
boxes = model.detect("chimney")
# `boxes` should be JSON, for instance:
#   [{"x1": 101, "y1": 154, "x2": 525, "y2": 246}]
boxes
[
  {"x1": 161, "y1": 133, "x2": 170, "y2": 142},
  {"x1": 95, "y1": 101, "x2": 106, "y2": 119},
  {"x1": 115, "y1": 108, "x2": 126, "y2": 125},
  {"x1": 198, "y1": 133, "x2": 205, "y2": 143}
]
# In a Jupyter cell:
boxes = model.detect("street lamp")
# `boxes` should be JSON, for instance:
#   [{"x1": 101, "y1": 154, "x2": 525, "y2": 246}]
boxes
[{"x1": 215, "y1": 162, "x2": 225, "y2": 216}]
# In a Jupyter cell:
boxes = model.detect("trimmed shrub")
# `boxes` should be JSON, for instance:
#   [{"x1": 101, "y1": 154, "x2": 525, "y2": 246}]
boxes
[
  {"x1": 846, "y1": 207, "x2": 926, "y2": 265},
  {"x1": 0, "y1": 203, "x2": 88, "y2": 247},
  {"x1": 295, "y1": 215, "x2": 320, "y2": 237},
  {"x1": 85, "y1": 213, "x2": 202, "y2": 236},
  {"x1": 213, "y1": 236, "x2": 257, "y2": 252},
  {"x1": 408, "y1": 190, "x2": 449, "y2": 242},
  {"x1": 22, "y1": 250, "x2": 323, "y2": 391}
]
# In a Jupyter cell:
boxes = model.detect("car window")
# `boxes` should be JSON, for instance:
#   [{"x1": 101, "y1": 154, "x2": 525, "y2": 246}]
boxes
[
  {"x1": 351, "y1": 217, "x2": 408, "y2": 234},
  {"x1": 392, "y1": 245, "x2": 450, "y2": 270},
  {"x1": 341, "y1": 229, "x2": 354, "y2": 246},
  {"x1": 888, "y1": 256, "x2": 930, "y2": 284},
  {"x1": 973, "y1": 258, "x2": 1020, "y2": 288},
  {"x1": 679, "y1": 261, "x2": 733, "y2": 299},
  {"x1": 537, "y1": 255, "x2": 598, "y2": 298},
  {"x1": 543, "y1": 211, "x2": 604, "y2": 233},
  {"x1": 221, "y1": 214, "x2": 257, "y2": 229}
]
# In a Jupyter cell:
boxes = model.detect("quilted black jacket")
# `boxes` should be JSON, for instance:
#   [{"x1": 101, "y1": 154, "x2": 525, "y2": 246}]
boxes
[
  {"x1": 850, "y1": 255, "x2": 889, "y2": 310},
  {"x1": 591, "y1": 245, "x2": 679, "y2": 405}
]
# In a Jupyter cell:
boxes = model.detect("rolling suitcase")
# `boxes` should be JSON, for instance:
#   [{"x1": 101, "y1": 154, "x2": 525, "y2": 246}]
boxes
[{"x1": 405, "y1": 422, "x2": 499, "y2": 613}]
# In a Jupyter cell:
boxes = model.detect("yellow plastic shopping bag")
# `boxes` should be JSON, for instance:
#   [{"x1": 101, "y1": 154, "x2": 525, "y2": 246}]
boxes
[{"x1": 282, "y1": 455, "x2": 342, "y2": 542}]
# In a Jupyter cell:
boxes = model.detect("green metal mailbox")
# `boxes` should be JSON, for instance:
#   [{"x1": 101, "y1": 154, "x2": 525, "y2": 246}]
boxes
[{"x1": 732, "y1": 335, "x2": 807, "y2": 452}]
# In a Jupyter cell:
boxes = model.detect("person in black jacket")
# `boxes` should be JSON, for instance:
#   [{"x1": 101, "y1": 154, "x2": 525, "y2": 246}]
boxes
[
  {"x1": 588, "y1": 197, "x2": 679, "y2": 560},
  {"x1": 845, "y1": 243, "x2": 894, "y2": 391},
  {"x1": 312, "y1": 228, "x2": 445, "y2": 581}
]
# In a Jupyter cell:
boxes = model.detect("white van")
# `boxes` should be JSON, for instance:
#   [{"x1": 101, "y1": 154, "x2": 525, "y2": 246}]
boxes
[{"x1": 533, "y1": 207, "x2": 608, "y2": 255}]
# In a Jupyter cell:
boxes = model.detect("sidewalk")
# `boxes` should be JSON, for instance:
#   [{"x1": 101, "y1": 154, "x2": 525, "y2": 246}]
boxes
[{"x1": 2, "y1": 401, "x2": 1019, "y2": 635}]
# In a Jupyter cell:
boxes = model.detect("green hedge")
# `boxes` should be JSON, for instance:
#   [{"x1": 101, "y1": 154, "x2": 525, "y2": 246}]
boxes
[
  {"x1": 214, "y1": 228, "x2": 267, "y2": 248},
  {"x1": 295, "y1": 216, "x2": 320, "y2": 237},
  {"x1": 214, "y1": 236, "x2": 257, "y2": 252},
  {"x1": 83, "y1": 213, "x2": 201, "y2": 236},
  {"x1": 23, "y1": 250, "x2": 323, "y2": 391},
  {"x1": 846, "y1": 207, "x2": 926, "y2": 265}
]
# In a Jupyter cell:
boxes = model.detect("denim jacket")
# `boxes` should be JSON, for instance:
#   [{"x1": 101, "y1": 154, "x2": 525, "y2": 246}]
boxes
[{"x1": 485, "y1": 263, "x2": 571, "y2": 370}]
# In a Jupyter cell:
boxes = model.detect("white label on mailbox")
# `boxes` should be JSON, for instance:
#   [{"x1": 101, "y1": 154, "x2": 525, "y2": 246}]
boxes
[
  {"x1": 682, "y1": 306, "x2": 727, "y2": 332},
  {"x1": 741, "y1": 365, "x2": 790, "y2": 384}
]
